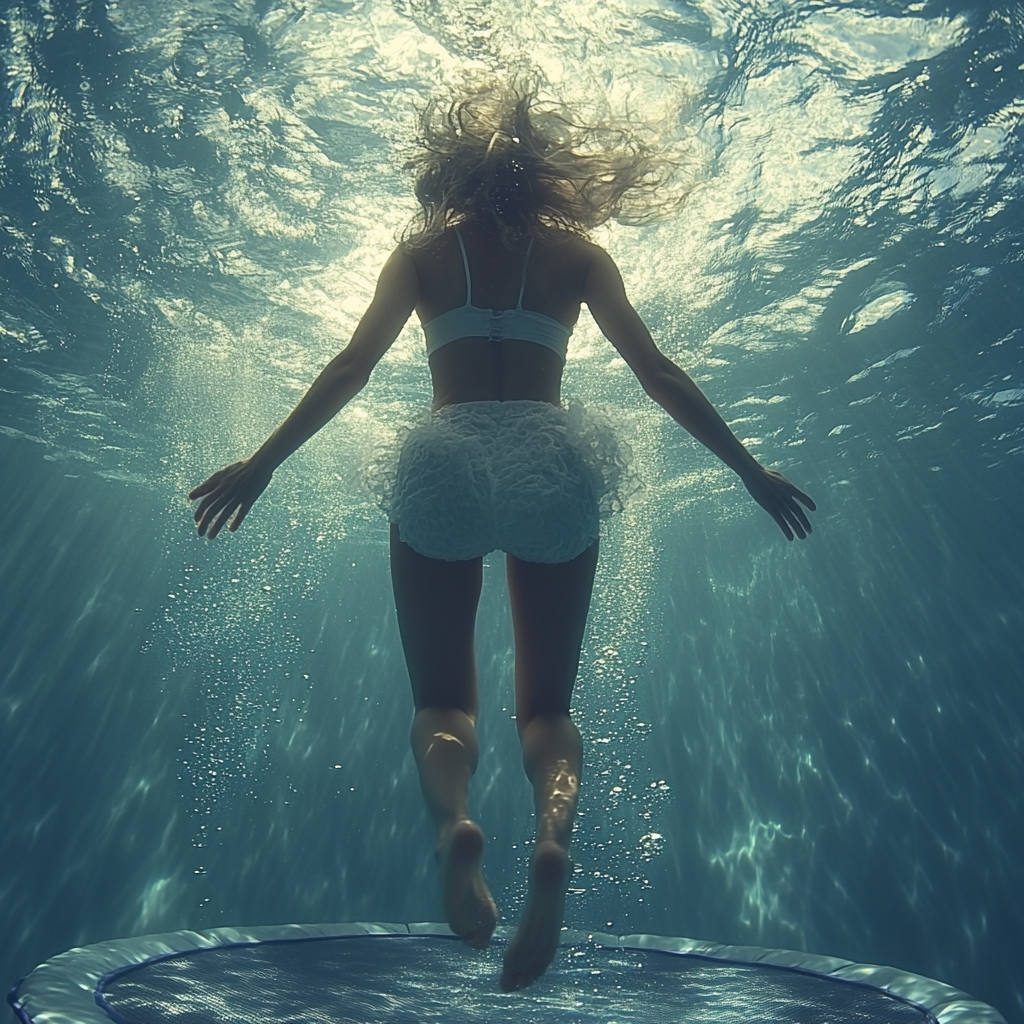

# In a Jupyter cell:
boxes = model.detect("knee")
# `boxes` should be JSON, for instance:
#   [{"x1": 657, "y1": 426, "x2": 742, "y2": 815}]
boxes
[
  {"x1": 518, "y1": 712, "x2": 582, "y2": 772},
  {"x1": 412, "y1": 704, "x2": 477, "y2": 730},
  {"x1": 411, "y1": 706, "x2": 479, "y2": 763},
  {"x1": 518, "y1": 709, "x2": 579, "y2": 738}
]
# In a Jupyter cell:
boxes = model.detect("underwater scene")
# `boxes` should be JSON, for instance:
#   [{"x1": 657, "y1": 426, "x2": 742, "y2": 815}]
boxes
[{"x1": 1, "y1": 0, "x2": 1022, "y2": 1019}]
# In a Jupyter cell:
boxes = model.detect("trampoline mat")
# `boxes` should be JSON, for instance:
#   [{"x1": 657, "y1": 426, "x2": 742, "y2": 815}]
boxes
[{"x1": 99, "y1": 934, "x2": 932, "y2": 1024}]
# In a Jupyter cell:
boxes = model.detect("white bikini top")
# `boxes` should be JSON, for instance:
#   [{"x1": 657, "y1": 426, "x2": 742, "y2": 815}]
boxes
[{"x1": 421, "y1": 230, "x2": 573, "y2": 361}]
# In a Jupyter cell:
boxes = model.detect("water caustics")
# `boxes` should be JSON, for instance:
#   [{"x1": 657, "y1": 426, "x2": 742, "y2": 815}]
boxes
[{"x1": 1, "y1": 0, "x2": 1023, "y2": 1021}]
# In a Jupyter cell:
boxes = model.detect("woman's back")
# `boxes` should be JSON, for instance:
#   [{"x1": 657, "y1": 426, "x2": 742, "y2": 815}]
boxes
[{"x1": 408, "y1": 222, "x2": 594, "y2": 409}]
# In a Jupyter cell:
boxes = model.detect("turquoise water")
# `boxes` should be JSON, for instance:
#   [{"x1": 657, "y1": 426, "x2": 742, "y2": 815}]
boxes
[{"x1": 1, "y1": 0, "x2": 1022, "y2": 1019}]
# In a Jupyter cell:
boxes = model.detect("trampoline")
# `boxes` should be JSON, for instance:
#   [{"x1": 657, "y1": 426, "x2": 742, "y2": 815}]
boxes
[{"x1": 8, "y1": 922, "x2": 1006, "y2": 1024}]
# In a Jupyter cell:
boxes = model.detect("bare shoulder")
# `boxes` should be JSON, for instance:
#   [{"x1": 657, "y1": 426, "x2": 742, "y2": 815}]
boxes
[
  {"x1": 390, "y1": 241, "x2": 425, "y2": 271},
  {"x1": 573, "y1": 241, "x2": 626, "y2": 303},
  {"x1": 545, "y1": 235, "x2": 617, "y2": 281},
  {"x1": 533, "y1": 232, "x2": 608, "y2": 297},
  {"x1": 401, "y1": 232, "x2": 457, "y2": 288},
  {"x1": 541, "y1": 231, "x2": 604, "y2": 263},
  {"x1": 376, "y1": 244, "x2": 420, "y2": 297}
]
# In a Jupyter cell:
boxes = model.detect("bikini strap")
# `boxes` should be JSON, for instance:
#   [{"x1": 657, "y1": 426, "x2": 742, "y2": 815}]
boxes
[
  {"x1": 453, "y1": 229, "x2": 473, "y2": 307},
  {"x1": 516, "y1": 238, "x2": 534, "y2": 309}
]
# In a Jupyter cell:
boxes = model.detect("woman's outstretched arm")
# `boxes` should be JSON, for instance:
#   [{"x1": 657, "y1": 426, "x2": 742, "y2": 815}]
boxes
[
  {"x1": 190, "y1": 247, "x2": 419, "y2": 537},
  {"x1": 584, "y1": 247, "x2": 815, "y2": 540}
]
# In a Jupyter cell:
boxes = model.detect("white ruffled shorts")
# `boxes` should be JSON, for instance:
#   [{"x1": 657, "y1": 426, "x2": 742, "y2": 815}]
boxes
[{"x1": 380, "y1": 401, "x2": 633, "y2": 564}]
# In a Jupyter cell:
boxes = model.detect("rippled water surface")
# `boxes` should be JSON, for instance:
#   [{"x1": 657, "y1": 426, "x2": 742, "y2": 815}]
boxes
[{"x1": 2, "y1": 0, "x2": 1022, "y2": 1020}]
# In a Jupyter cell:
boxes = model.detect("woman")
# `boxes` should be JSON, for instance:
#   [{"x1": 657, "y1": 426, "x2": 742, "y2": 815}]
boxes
[{"x1": 190, "y1": 82, "x2": 815, "y2": 991}]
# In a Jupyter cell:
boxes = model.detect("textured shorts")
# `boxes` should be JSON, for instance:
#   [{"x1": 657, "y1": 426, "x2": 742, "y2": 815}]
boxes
[{"x1": 383, "y1": 401, "x2": 632, "y2": 564}]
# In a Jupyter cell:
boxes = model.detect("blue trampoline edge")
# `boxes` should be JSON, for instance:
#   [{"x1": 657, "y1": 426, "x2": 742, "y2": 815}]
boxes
[{"x1": 7, "y1": 922, "x2": 1008, "y2": 1024}]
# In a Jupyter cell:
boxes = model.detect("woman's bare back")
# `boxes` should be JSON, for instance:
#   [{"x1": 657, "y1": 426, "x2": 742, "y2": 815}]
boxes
[{"x1": 408, "y1": 223, "x2": 596, "y2": 409}]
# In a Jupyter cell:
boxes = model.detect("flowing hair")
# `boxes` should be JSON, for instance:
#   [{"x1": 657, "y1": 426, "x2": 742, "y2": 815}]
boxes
[{"x1": 403, "y1": 79, "x2": 690, "y2": 248}]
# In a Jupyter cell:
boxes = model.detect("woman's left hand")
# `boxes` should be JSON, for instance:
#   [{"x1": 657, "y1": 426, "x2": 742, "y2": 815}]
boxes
[
  {"x1": 740, "y1": 465, "x2": 816, "y2": 540},
  {"x1": 189, "y1": 458, "x2": 273, "y2": 538}
]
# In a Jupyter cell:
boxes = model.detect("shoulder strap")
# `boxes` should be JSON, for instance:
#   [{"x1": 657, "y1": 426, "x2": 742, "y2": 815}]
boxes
[
  {"x1": 453, "y1": 229, "x2": 473, "y2": 306},
  {"x1": 516, "y1": 239, "x2": 534, "y2": 309}
]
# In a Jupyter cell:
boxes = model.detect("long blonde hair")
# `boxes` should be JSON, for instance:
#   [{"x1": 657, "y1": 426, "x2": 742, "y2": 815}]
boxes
[{"x1": 404, "y1": 80, "x2": 688, "y2": 248}]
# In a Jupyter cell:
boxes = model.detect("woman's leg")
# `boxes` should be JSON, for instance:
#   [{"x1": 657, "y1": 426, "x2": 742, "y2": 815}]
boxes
[
  {"x1": 500, "y1": 540, "x2": 599, "y2": 990},
  {"x1": 389, "y1": 524, "x2": 497, "y2": 947}
]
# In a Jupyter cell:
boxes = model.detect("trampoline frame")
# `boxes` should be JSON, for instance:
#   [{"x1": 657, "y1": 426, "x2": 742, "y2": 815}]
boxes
[{"x1": 7, "y1": 921, "x2": 1007, "y2": 1024}]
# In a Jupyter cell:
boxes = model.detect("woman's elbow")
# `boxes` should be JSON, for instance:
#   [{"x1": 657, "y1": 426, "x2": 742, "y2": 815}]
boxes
[
  {"x1": 326, "y1": 350, "x2": 373, "y2": 392},
  {"x1": 637, "y1": 359, "x2": 683, "y2": 403}
]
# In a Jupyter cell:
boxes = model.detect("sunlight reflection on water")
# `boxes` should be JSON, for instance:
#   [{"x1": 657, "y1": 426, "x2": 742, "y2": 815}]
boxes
[{"x1": 2, "y1": 0, "x2": 1023, "y2": 1019}]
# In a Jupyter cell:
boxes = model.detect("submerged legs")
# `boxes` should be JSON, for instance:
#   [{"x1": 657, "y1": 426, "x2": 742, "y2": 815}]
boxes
[
  {"x1": 391, "y1": 526, "x2": 497, "y2": 948},
  {"x1": 391, "y1": 527, "x2": 598, "y2": 985},
  {"x1": 500, "y1": 712, "x2": 583, "y2": 991},
  {"x1": 500, "y1": 542, "x2": 598, "y2": 990},
  {"x1": 410, "y1": 707, "x2": 498, "y2": 948}
]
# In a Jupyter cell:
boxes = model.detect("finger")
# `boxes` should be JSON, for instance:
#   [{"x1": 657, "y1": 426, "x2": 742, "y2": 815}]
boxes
[
  {"x1": 189, "y1": 469, "x2": 230, "y2": 501},
  {"x1": 188, "y1": 480, "x2": 214, "y2": 501},
  {"x1": 776, "y1": 500, "x2": 806, "y2": 540},
  {"x1": 195, "y1": 492, "x2": 228, "y2": 532},
  {"x1": 190, "y1": 463, "x2": 243, "y2": 502},
  {"x1": 791, "y1": 487, "x2": 816, "y2": 512},
  {"x1": 791, "y1": 501, "x2": 813, "y2": 539},
  {"x1": 197, "y1": 493, "x2": 235, "y2": 536},
  {"x1": 769, "y1": 506, "x2": 794, "y2": 541},
  {"x1": 790, "y1": 501, "x2": 813, "y2": 536},
  {"x1": 228, "y1": 503, "x2": 249, "y2": 532},
  {"x1": 786, "y1": 511, "x2": 807, "y2": 540},
  {"x1": 194, "y1": 493, "x2": 218, "y2": 525},
  {"x1": 212, "y1": 498, "x2": 243, "y2": 538},
  {"x1": 206, "y1": 506, "x2": 231, "y2": 539}
]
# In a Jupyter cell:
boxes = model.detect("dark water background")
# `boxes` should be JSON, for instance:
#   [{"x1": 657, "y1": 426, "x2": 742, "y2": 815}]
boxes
[{"x1": 1, "y1": 0, "x2": 1022, "y2": 1020}]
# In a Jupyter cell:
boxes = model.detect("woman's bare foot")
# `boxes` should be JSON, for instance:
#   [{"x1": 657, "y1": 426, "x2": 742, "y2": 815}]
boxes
[
  {"x1": 439, "y1": 819, "x2": 498, "y2": 948},
  {"x1": 499, "y1": 840, "x2": 571, "y2": 990}
]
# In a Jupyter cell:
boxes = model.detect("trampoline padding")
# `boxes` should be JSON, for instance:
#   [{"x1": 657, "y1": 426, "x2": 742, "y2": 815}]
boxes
[{"x1": 8, "y1": 922, "x2": 1007, "y2": 1024}]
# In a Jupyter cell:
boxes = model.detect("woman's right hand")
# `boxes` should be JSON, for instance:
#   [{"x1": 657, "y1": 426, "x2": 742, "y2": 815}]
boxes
[
  {"x1": 740, "y1": 465, "x2": 816, "y2": 540},
  {"x1": 189, "y1": 458, "x2": 273, "y2": 538}
]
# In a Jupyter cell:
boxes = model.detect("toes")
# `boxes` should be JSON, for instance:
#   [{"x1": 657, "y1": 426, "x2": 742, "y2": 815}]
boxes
[
  {"x1": 464, "y1": 928, "x2": 492, "y2": 950},
  {"x1": 499, "y1": 953, "x2": 543, "y2": 992},
  {"x1": 498, "y1": 842, "x2": 571, "y2": 989},
  {"x1": 499, "y1": 968, "x2": 532, "y2": 992}
]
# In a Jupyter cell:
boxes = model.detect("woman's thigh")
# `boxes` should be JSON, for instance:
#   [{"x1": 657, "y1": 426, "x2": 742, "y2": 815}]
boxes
[
  {"x1": 506, "y1": 541, "x2": 599, "y2": 728},
  {"x1": 390, "y1": 523, "x2": 483, "y2": 718}
]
